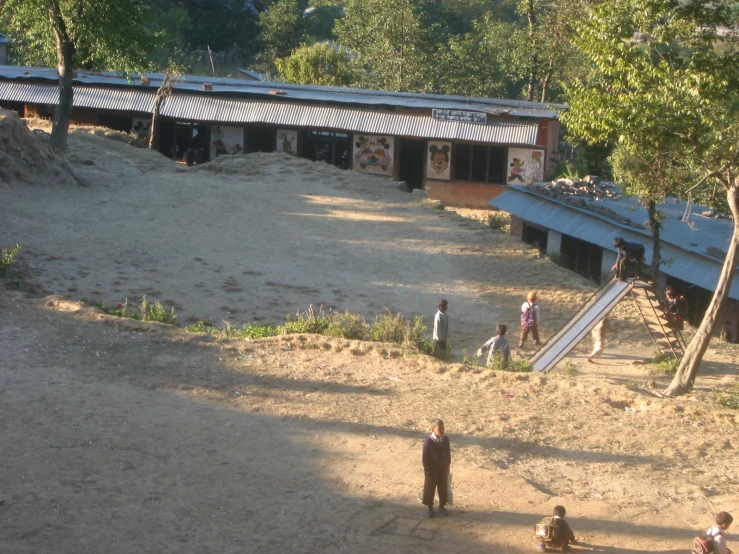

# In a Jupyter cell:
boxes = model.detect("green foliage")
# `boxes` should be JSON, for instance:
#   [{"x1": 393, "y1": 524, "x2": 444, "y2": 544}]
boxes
[
  {"x1": 562, "y1": 360, "x2": 579, "y2": 377},
  {"x1": 547, "y1": 251, "x2": 569, "y2": 268},
  {"x1": 96, "y1": 296, "x2": 178, "y2": 325},
  {"x1": 718, "y1": 382, "x2": 739, "y2": 410},
  {"x1": 487, "y1": 211, "x2": 510, "y2": 233},
  {"x1": 461, "y1": 348, "x2": 482, "y2": 367},
  {"x1": 493, "y1": 357, "x2": 532, "y2": 372},
  {"x1": 184, "y1": 306, "x2": 435, "y2": 355},
  {"x1": 276, "y1": 43, "x2": 357, "y2": 86},
  {"x1": 259, "y1": 0, "x2": 305, "y2": 66},
  {"x1": 0, "y1": 244, "x2": 21, "y2": 279},
  {"x1": 647, "y1": 355, "x2": 680, "y2": 376}
]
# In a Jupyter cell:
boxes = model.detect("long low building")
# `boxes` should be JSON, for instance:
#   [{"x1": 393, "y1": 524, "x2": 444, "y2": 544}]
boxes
[
  {"x1": 490, "y1": 182, "x2": 739, "y2": 339},
  {"x1": 0, "y1": 65, "x2": 564, "y2": 208}
]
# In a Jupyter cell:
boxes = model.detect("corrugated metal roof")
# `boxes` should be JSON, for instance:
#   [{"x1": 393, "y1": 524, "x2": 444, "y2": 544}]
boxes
[
  {"x1": 0, "y1": 81, "x2": 155, "y2": 113},
  {"x1": 160, "y1": 94, "x2": 539, "y2": 143},
  {"x1": 490, "y1": 186, "x2": 739, "y2": 300},
  {"x1": 0, "y1": 64, "x2": 564, "y2": 119}
]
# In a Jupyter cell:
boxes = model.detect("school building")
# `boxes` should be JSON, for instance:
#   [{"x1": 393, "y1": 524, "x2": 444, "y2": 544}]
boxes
[
  {"x1": 490, "y1": 183, "x2": 739, "y2": 339},
  {"x1": 0, "y1": 65, "x2": 563, "y2": 208}
]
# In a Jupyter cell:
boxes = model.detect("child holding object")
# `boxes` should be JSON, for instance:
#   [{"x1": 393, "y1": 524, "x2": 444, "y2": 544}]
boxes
[
  {"x1": 477, "y1": 324, "x2": 511, "y2": 369},
  {"x1": 422, "y1": 418, "x2": 451, "y2": 518}
]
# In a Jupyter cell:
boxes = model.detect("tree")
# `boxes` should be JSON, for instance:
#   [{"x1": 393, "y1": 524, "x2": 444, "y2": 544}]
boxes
[
  {"x1": 258, "y1": 0, "x2": 305, "y2": 67},
  {"x1": 1, "y1": 0, "x2": 153, "y2": 150},
  {"x1": 276, "y1": 42, "x2": 356, "y2": 86},
  {"x1": 562, "y1": 0, "x2": 739, "y2": 396},
  {"x1": 334, "y1": 0, "x2": 433, "y2": 92}
]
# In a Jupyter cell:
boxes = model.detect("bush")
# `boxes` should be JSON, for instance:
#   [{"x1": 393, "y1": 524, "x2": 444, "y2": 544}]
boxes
[
  {"x1": 648, "y1": 355, "x2": 679, "y2": 376},
  {"x1": 487, "y1": 211, "x2": 510, "y2": 233},
  {"x1": 0, "y1": 244, "x2": 21, "y2": 279}
]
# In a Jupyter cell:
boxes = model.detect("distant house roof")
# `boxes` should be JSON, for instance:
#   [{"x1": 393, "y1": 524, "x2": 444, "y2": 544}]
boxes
[
  {"x1": 0, "y1": 33, "x2": 10, "y2": 44},
  {"x1": 236, "y1": 68, "x2": 267, "y2": 81},
  {"x1": 0, "y1": 65, "x2": 565, "y2": 119},
  {"x1": 490, "y1": 184, "x2": 739, "y2": 300}
]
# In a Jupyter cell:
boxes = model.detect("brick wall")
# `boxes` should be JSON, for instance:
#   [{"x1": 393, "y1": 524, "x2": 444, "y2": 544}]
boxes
[
  {"x1": 423, "y1": 180, "x2": 508, "y2": 209},
  {"x1": 510, "y1": 215, "x2": 524, "y2": 238}
]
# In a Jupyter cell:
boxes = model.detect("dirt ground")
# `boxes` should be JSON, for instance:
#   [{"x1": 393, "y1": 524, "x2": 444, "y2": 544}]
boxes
[{"x1": 1, "y1": 123, "x2": 737, "y2": 553}]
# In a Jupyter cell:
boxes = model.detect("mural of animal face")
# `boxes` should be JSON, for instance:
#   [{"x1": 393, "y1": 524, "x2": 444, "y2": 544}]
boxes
[
  {"x1": 354, "y1": 136, "x2": 392, "y2": 170},
  {"x1": 428, "y1": 144, "x2": 450, "y2": 174}
]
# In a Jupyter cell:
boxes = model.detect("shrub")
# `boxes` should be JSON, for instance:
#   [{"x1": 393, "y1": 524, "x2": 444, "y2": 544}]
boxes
[
  {"x1": 96, "y1": 296, "x2": 178, "y2": 325},
  {"x1": 562, "y1": 360, "x2": 579, "y2": 377},
  {"x1": 487, "y1": 211, "x2": 510, "y2": 233},
  {"x1": 490, "y1": 357, "x2": 532, "y2": 372},
  {"x1": 648, "y1": 355, "x2": 679, "y2": 376},
  {"x1": 0, "y1": 244, "x2": 21, "y2": 279},
  {"x1": 718, "y1": 382, "x2": 739, "y2": 410}
]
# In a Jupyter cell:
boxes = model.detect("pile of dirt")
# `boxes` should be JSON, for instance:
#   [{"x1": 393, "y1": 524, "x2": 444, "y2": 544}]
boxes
[{"x1": 0, "y1": 109, "x2": 79, "y2": 186}]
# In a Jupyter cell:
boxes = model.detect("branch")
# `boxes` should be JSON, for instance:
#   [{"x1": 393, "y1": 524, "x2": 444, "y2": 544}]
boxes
[{"x1": 685, "y1": 165, "x2": 730, "y2": 193}]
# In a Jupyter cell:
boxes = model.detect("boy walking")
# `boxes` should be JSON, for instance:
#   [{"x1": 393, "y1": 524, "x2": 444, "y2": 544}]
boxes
[
  {"x1": 520, "y1": 292, "x2": 541, "y2": 348},
  {"x1": 702, "y1": 512, "x2": 733, "y2": 554},
  {"x1": 477, "y1": 324, "x2": 511, "y2": 369},
  {"x1": 433, "y1": 299, "x2": 449, "y2": 356},
  {"x1": 535, "y1": 505, "x2": 576, "y2": 552},
  {"x1": 422, "y1": 419, "x2": 451, "y2": 518}
]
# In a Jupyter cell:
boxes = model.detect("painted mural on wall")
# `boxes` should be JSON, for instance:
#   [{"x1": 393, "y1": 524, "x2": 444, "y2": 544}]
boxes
[
  {"x1": 507, "y1": 148, "x2": 545, "y2": 184},
  {"x1": 131, "y1": 118, "x2": 150, "y2": 141},
  {"x1": 210, "y1": 125, "x2": 243, "y2": 158},
  {"x1": 353, "y1": 135, "x2": 394, "y2": 176},
  {"x1": 426, "y1": 141, "x2": 451, "y2": 180},
  {"x1": 276, "y1": 129, "x2": 297, "y2": 155}
]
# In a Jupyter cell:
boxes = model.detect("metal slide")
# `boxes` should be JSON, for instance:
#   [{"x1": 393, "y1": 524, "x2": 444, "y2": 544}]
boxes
[{"x1": 529, "y1": 277, "x2": 638, "y2": 372}]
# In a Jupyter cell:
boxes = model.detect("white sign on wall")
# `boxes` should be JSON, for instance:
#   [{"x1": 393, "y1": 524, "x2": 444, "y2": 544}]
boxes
[
  {"x1": 426, "y1": 141, "x2": 451, "y2": 180},
  {"x1": 276, "y1": 129, "x2": 297, "y2": 155},
  {"x1": 353, "y1": 134, "x2": 394, "y2": 176},
  {"x1": 507, "y1": 148, "x2": 545, "y2": 184},
  {"x1": 211, "y1": 125, "x2": 244, "y2": 158}
]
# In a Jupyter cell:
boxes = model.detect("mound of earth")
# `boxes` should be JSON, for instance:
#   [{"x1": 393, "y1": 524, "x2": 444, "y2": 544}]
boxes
[{"x1": 0, "y1": 109, "x2": 79, "y2": 186}]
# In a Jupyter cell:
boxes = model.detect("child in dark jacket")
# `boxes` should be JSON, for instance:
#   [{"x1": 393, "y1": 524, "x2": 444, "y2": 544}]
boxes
[
  {"x1": 422, "y1": 418, "x2": 451, "y2": 518},
  {"x1": 536, "y1": 505, "x2": 576, "y2": 552}
]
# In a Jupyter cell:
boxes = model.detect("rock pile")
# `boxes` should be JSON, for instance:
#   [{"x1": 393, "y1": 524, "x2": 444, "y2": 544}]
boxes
[
  {"x1": 525, "y1": 176, "x2": 643, "y2": 230},
  {"x1": 0, "y1": 109, "x2": 80, "y2": 186}
]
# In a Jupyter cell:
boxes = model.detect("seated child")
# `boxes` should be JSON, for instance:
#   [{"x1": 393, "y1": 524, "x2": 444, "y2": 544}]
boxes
[
  {"x1": 477, "y1": 324, "x2": 510, "y2": 369},
  {"x1": 535, "y1": 505, "x2": 576, "y2": 552},
  {"x1": 704, "y1": 511, "x2": 733, "y2": 554}
]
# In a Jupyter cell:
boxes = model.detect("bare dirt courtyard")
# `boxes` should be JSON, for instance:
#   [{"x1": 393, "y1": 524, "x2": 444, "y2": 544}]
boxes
[{"x1": 1, "y1": 121, "x2": 737, "y2": 553}]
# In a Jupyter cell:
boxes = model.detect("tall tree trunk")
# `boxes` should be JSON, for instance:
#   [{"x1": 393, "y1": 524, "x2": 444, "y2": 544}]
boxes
[
  {"x1": 540, "y1": 57, "x2": 555, "y2": 104},
  {"x1": 646, "y1": 199, "x2": 661, "y2": 278},
  {"x1": 148, "y1": 73, "x2": 173, "y2": 150},
  {"x1": 665, "y1": 183, "x2": 739, "y2": 396},
  {"x1": 525, "y1": 0, "x2": 537, "y2": 102},
  {"x1": 49, "y1": 1, "x2": 74, "y2": 151}
]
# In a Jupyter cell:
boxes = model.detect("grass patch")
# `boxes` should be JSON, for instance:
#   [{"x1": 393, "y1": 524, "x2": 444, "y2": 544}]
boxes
[
  {"x1": 488, "y1": 356, "x2": 531, "y2": 372},
  {"x1": 718, "y1": 382, "x2": 739, "y2": 410},
  {"x1": 184, "y1": 306, "x2": 439, "y2": 356},
  {"x1": 419, "y1": 198, "x2": 445, "y2": 210},
  {"x1": 96, "y1": 296, "x2": 178, "y2": 325},
  {"x1": 647, "y1": 354, "x2": 679, "y2": 376},
  {"x1": 562, "y1": 360, "x2": 580, "y2": 377}
]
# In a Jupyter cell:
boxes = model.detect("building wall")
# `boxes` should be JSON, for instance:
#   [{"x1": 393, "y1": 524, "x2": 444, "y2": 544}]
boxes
[
  {"x1": 423, "y1": 181, "x2": 508, "y2": 209},
  {"x1": 510, "y1": 215, "x2": 525, "y2": 238},
  {"x1": 548, "y1": 230, "x2": 562, "y2": 254}
]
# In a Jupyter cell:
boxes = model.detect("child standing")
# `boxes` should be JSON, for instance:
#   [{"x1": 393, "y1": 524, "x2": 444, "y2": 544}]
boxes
[
  {"x1": 519, "y1": 292, "x2": 541, "y2": 348},
  {"x1": 477, "y1": 324, "x2": 511, "y2": 369},
  {"x1": 433, "y1": 299, "x2": 449, "y2": 356},
  {"x1": 535, "y1": 505, "x2": 576, "y2": 552},
  {"x1": 703, "y1": 512, "x2": 733, "y2": 554},
  {"x1": 422, "y1": 418, "x2": 451, "y2": 518}
]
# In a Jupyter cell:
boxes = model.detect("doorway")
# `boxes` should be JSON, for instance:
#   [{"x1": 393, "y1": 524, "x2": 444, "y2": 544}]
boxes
[
  {"x1": 245, "y1": 126, "x2": 276, "y2": 153},
  {"x1": 398, "y1": 139, "x2": 427, "y2": 190}
]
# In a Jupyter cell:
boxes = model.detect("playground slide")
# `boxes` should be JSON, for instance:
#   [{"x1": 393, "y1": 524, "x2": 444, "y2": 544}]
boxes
[{"x1": 529, "y1": 277, "x2": 635, "y2": 372}]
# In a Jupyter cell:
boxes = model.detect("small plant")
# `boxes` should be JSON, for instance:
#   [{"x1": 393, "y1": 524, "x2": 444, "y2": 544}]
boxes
[
  {"x1": 0, "y1": 244, "x2": 21, "y2": 279},
  {"x1": 97, "y1": 296, "x2": 178, "y2": 325},
  {"x1": 461, "y1": 348, "x2": 482, "y2": 366},
  {"x1": 488, "y1": 356, "x2": 532, "y2": 372},
  {"x1": 718, "y1": 382, "x2": 739, "y2": 410},
  {"x1": 486, "y1": 211, "x2": 510, "y2": 233},
  {"x1": 647, "y1": 354, "x2": 679, "y2": 376},
  {"x1": 556, "y1": 161, "x2": 581, "y2": 181},
  {"x1": 547, "y1": 251, "x2": 569, "y2": 268},
  {"x1": 562, "y1": 360, "x2": 580, "y2": 377},
  {"x1": 420, "y1": 198, "x2": 445, "y2": 210},
  {"x1": 282, "y1": 305, "x2": 330, "y2": 334}
]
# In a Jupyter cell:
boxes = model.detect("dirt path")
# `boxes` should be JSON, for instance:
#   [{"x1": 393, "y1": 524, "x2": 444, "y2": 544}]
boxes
[{"x1": 1, "y1": 126, "x2": 737, "y2": 553}]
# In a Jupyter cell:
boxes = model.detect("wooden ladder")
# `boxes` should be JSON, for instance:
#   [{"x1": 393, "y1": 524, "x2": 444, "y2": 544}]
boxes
[{"x1": 629, "y1": 282, "x2": 686, "y2": 359}]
